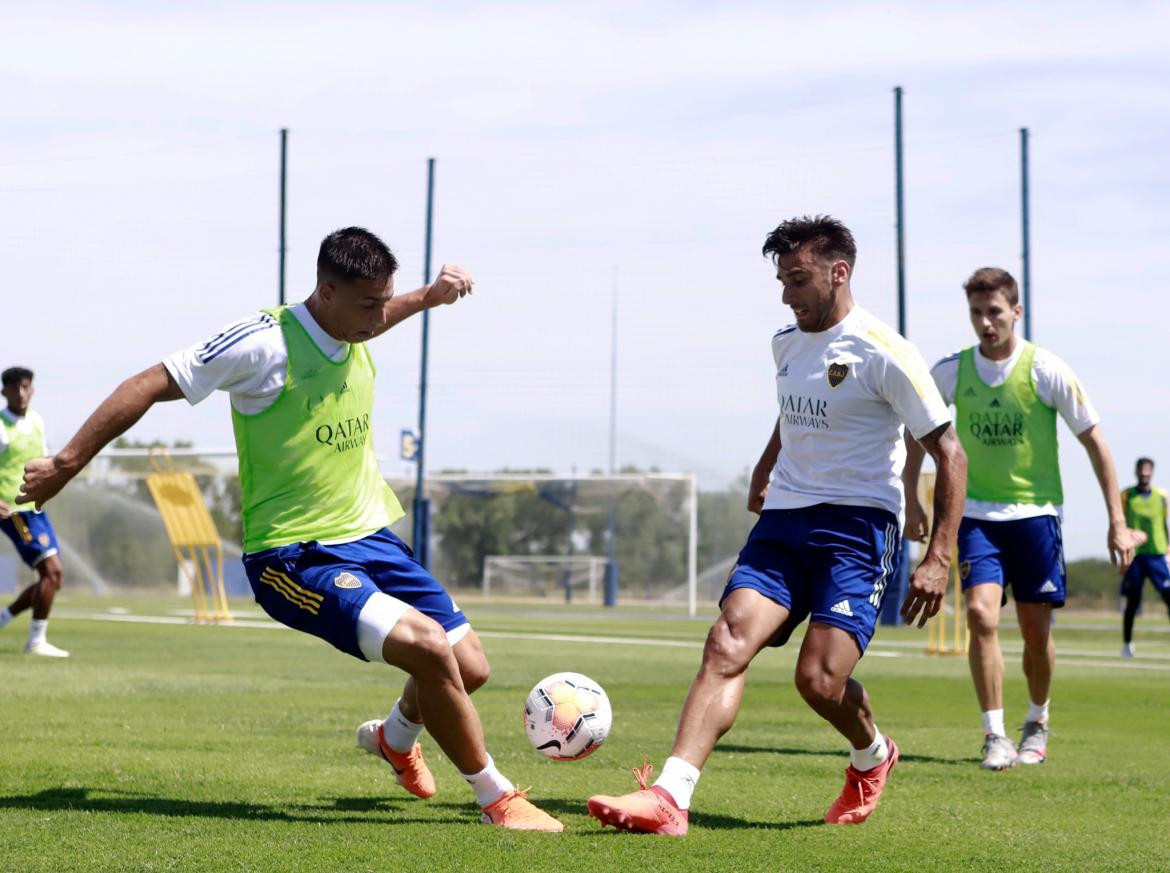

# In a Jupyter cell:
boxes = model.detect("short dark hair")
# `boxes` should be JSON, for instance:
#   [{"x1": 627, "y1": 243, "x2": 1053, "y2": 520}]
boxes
[
  {"x1": 317, "y1": 227, "x2": 398, "y2": 284},
  {"x1": 762, "y1": 215, "x2": 857, "y2": 269},
  {"x1": 1137, "y1": 457, "x2": 1155, "y2": 470},
  {"x1": 2, "y1": 366, "x2": 33, "y2": 387},
  {"x1": 963, "y1": 267, "x2": 1019, "y2": 305}
]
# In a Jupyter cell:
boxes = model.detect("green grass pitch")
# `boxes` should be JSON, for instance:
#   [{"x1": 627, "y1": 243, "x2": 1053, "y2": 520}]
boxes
[{"x1": 2, "y1": 596, "x2": 1168, "y2": 872}]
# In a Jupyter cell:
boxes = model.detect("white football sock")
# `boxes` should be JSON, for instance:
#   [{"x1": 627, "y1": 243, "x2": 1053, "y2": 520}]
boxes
[
  {"x1": 654, "y1": 756, "x2": 701, "y2": 810},
  {"x1": 850, "y1": 728, "x2": 889, "y2": 772},
  {"x1": 460, "y1": 755, "x2": 515, "y2": 807},
  {"x1": 28, "y1": 619, "x2": 48, "y2": 647},
  {"x1": 1026, "y1": 699, "x2": 1049, "y2": 724},
  {"x1": 0, "y1": 607, "x2": 13, "y2": 630},
  {"x1": 982, "y1": 709, "x2": 1007, "y2": 737},
  {"x1": 383, "y1": 699, "x2": 424, "y2": 754}
]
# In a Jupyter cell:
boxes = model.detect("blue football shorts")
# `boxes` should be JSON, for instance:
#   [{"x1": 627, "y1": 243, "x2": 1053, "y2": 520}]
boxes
[
  {"x1": 1120, "y1": 553, "x2": 1170, "y2": 601},
  {"x1": 0, "y1": 510, "x2": 60, "y2": 568},
  {"x1": 243, "y1": 527, "x2": 468, "y2": 662},
  {"x1": 957, "y1": 515, "x2": 1066, "y2": 606},
  {"x1": 720, "y1": 503, "x2": 901, "y2": 654}
]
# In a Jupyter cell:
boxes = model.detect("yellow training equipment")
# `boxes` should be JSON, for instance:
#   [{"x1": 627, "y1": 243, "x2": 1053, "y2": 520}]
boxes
[
  {"x1": 144, "y1": 449, "x2": 232, "y2": 623},
  {"x1": 926, "y1": 558, "x2": 968, "y2": 656}
]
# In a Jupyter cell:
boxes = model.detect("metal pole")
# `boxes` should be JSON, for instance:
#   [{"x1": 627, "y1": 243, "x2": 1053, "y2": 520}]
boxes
[
  {"x1": 412, "y1": 157, "x2": 436, "y2": 566},
  {"x1": 887, "y1": 86, "x2": 911, "y2": 627},
  {"x1": 894, "y1": 86, "x2": 906, "y2": 337},
  {"x1": 687, "y1": 474, "x2": 698, "y2": 619},
  {"x1": 278, "y1": 128, "x2": 288, "y2": 305},
  {"x1": 1020, "y1": 127, "x2": 1032, "y2": 341},
  {"x1": 604, "y1": 267, "x2": 619, "y2": 607}
]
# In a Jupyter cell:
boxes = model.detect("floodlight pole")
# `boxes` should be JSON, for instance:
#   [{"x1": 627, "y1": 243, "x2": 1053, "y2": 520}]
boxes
[
  {"x1": 603, "y1": 267, "x2": 620, "y2": 607},
  {"x1": 278, "y1": 128, "x2": 288, "y2": 305},
  {"x1": 1020, "y1": 127, "x2": 1032, "y2": 341},
  {"x1": 412, "y1": 158, "x2": 436, "y2": 566},
  {"x1": 894, "y1": 86, "x2": 906, "y2": 337},
  {"x1": 884, "y1": 85, "x2": 912, "y2": 627}
]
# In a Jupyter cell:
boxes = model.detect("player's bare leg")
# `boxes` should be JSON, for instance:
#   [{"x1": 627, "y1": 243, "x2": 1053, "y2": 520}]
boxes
[
  {"x1": 793, "y1": 623, "x2": 871, "y2": 747},
  {"x1": 359, "y1": 629, "x2": 491, "y2": 797},
  {"x1": 587, "y1": 588, "x2": 787, "y2": 835},
  {"x1": 399, "y1": 628, "x2": 491, "y2": 721},
  {"x1": 966, "y1": 583, "x2": 1005, "y2": 712},
  {"x1": 965, "y1": 583, "x2": 1014, "y2": 767},
  {"x1": 795, "y1": 623, "x2": 899, "y2": 824},
  {"x1": 8, "y1": 556, "x2": 69, "y2": 657},
  {"x1": 1015, "y1": 601, "x2": 1054, "y2": 764},
  {"x1": 669, "y1": 588, "x2": 790, "y2": 766},
  {"x1": 375, "y1": 611, "x2": 560, "y2": 830}
]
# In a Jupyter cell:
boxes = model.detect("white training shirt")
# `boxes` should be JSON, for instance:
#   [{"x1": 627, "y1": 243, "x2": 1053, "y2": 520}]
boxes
[
  {"x1": 929, "y1": 341, "x2": 1099, "y2": 521},
  {"x1": 163, "y1": 303, "x2": 349, "y2": 414},
  {"x1": 0, "y1": 408, "x2": 49, "y2": 455},
  {"x1": 764, "y1": 305, "x2": 951, "y2": 523}
]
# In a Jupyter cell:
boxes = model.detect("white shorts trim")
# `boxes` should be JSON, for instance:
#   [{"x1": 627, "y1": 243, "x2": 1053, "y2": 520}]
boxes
[
  {"x1": 356, "y1": 592, "x2": 412, "y2": 663},
  {"x1": 356, "y1": 593, "x2": 473, "y2": 663},
  {"x1": 32, "y1": 548, "x2": 59, "y2": 567},
  {"x1": 447, "y1": 621, "x2": 471, "y2": 647}
]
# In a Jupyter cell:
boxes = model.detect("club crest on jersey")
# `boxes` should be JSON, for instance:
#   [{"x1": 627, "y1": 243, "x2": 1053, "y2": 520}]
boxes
[
  {"x1": 827, "y1": 361, "x2": 849, "y2": 388},
  {"x1": 333, "y1": 572, "x2": 362, "y2": 589}
]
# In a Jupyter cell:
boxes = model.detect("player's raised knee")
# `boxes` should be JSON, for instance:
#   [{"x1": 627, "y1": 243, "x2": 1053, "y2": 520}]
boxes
[{"x1": 700, "y1": 618, "x2": 752, "y2": 675}]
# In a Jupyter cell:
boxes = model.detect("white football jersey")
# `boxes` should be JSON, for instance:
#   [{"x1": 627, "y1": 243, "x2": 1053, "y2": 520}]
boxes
[
  {"x1": 763, "y1": 306, "x2": 951, "y2": 521},
  {"x1": 163, "y1": 303, "x2": 348, "y2": 414}
]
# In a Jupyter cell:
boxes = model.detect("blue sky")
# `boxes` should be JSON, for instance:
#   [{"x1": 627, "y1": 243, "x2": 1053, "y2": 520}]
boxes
[{"x1": 2, "y1": 1, "x2": 1168, "y2": 558}]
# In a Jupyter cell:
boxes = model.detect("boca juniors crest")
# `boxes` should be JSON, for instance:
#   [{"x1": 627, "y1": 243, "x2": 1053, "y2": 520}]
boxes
[{"x1": 827, "y1": 361, "x2": 850, "y2": 388}]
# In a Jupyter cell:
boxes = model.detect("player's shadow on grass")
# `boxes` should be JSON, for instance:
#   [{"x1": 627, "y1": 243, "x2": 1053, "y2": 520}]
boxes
[
  {"x1": 715, "y1": 742, "x2": 973, "y2": 766},
  {"x1": 0, "y1": 786, "x2": 457, "y2": 826},
  {"x1": 577, "y1": 812, "x2": 825, "y2": 835},
  {"x1": 492, "y1": 796, "x2": 825, "y2": 833}
]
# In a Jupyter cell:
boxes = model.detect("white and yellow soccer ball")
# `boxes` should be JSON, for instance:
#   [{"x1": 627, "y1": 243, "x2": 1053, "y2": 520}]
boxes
[{"x1": 523, "y1": 672, "x2": 612, "y2": 761}]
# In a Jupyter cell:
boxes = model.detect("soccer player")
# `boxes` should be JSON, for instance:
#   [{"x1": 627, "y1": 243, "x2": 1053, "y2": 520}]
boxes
[
  {"x1": 0, "y1": 366, "x2": 69, "y2": 657},
  {"x1": 18, "y1": 228, "x2": 561, "y2": 832},
  {"x1": 904, "y1": 267, "x2": 1138, "y2": 770},
  {"x1": 586, "y1": 216, "x2": 966, "y2": 833},
  {"x1": 1119, "y1": 457, "x2": 1170, "y2": 658}
]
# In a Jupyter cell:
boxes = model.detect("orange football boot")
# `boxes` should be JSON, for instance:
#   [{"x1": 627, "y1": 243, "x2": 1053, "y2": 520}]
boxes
[
  {"x1": 481, "y1": 788, "x2": 564, "y2": 832},
  {"x1": 586, "y1": 759, "x2": 689, "y2": 835},
  {"x1": 823, "y1": 737, "x2": 900, "y2": 824},
  {"x1": 356, "y1": 718, "x2": 437, "y2": 799}
]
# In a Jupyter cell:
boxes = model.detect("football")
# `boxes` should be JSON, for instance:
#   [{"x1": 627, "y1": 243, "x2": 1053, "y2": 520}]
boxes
[{"x1": 523, "y1": 672, "x2": 612, "y2": 761}]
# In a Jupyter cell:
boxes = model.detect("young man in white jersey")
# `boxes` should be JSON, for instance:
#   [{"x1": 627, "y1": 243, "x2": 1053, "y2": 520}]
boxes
[
  {"x1": 904, "y1": 267, "x2": 1138, "y2": 770},
  {"x1": 0, "y1": 367, "x2": 69, "y2": 657},
  {"x1": 586, "y1": 215, "x2": 967, "y2": 833},
  {"x1": 18, "y1": 228, "x2": 562, "y2": 832}
]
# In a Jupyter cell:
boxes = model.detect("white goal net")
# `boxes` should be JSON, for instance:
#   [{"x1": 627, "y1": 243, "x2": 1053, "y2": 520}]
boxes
[{"x1": 482, "y1": 554, "x2": 608, "y2": 602}]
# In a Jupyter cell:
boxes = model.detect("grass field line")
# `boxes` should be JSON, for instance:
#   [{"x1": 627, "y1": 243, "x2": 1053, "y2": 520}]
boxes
[{"x1": 50, "y1": 608, "x2": 1170, "y2": 671}]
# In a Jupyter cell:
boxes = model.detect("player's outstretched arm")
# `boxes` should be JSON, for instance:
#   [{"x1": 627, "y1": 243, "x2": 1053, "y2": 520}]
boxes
[
  {"x1": 902, "y1": 433, "x2": 928, "y2": 542},
  {"x1": 747, "y1": 419, "x2": 781, "y2": 514},
  {"x1": 17, "y1": 364, "x2": 184, "y2": 510},
  {"x1": 1077, "y1": 424, "x2": 1139, "y2": 569},
  {"x1": 901, "y1": 422, "x2": 967, "y2": 628},
  {"x1": 372, "y1": 263, "x2": 474, "y2": 338}
]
